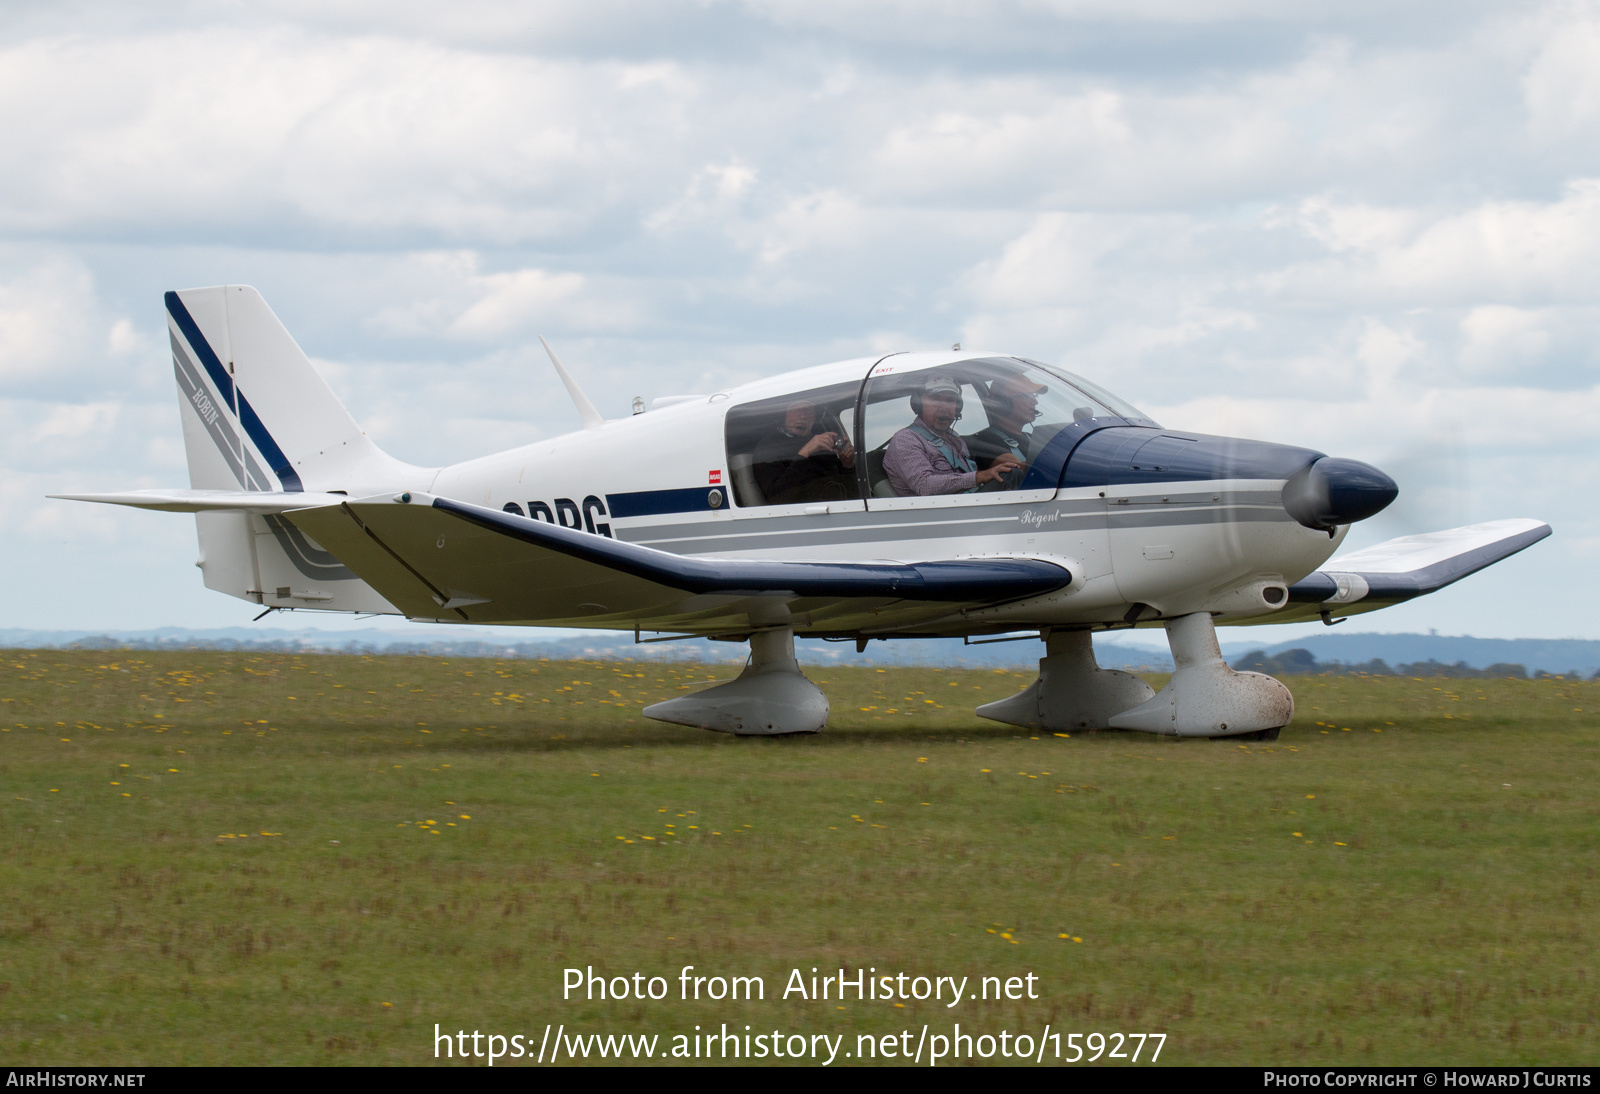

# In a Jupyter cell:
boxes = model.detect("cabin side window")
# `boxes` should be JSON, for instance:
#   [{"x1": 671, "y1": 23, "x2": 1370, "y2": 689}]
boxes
[{"x1": 724, "y1": 381, "x2": 861, "y2": 507}]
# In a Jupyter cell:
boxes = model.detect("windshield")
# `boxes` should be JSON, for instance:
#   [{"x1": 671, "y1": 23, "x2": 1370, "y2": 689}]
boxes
[
  {"x1": 858, "y1": 356, "x2": 1152, "y2": 498},
  {"x1": 1017, "y1": 359, "x2": 1151, "y2": 422}
]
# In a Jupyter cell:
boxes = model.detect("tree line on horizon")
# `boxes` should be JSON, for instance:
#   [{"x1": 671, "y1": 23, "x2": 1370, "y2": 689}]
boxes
[
  {"x1": 13, "y1": 634, "x2": 1600, "y2": 680},
  {"x1": 1229, "y1": 648, "x2": 1595, "y2": 681}
]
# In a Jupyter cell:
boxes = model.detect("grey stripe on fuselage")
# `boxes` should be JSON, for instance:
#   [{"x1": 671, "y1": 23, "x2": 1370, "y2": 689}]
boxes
[
  {"x1": 1107, "y1": 505, "x2": 1286, "y2": 530},
  {"x1": 171, "y1": 334, "x2": 246, "y2": 489},
  {"x1": 615, "y1": 490, "x2": 1290, "y2": 555}
]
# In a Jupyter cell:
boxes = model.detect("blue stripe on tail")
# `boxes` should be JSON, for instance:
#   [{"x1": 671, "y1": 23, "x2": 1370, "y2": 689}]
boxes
[
  {"x1": 237, "y1": 392, "x2": 302, "y2": 493},
  {"x1": 164, "y1": 292, "x2": 234, "y2": 412},
  {"x1": 166, "y1": 289, "x2": 303, "y2": 493}
]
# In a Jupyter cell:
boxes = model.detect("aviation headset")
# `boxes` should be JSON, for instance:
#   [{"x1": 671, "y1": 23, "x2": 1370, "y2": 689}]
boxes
[{"x1": 909, "y1": 375, "x2": 964, "y2": 421}]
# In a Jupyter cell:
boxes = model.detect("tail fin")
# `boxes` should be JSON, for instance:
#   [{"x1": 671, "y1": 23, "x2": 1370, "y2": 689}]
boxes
[
  {"x1": 166, "y1": 285, "x2": 430, "y2": 613},
  {"x1": 167, "y1": 285, "x2": 416, "y2": 494}
]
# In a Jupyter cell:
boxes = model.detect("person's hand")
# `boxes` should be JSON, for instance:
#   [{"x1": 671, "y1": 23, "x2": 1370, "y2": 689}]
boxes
[
  {"x1": 800, "y1": 432, "x2": 840, "y2": 458},
  {"x1": 976, "y1": 453, "x2": 1024, "y2": 485},
  {"x1": 838, "y1": 440, "x2": 857, "y2": 468}
]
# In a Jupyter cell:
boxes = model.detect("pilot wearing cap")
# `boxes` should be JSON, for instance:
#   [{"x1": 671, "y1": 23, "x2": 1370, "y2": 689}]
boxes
[
  {"x1": 883, "y1": 375, "x2": 1023, "y2": 496},
  {"x1": 966, "y1": 372, "x2": 1047, "y2": 491}
]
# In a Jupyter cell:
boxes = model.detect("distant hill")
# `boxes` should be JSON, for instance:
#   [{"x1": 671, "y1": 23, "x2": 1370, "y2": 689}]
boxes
[
  {"x1": 1234, "y1": 634, "x2": 1600, "y2": 676},
  {"x1": 0, "y1": 626, "x2": 1170, "y2": 672}
]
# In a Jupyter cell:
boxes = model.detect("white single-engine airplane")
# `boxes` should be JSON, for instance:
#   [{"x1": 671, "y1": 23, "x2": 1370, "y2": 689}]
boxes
[{"x1": 57, "y1": 286, "x2": 1550, "y2": 740}]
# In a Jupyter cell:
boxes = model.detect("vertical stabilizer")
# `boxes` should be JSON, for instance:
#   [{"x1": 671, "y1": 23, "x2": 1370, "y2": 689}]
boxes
[
  {"x1": 167, "y1": 286, "x2": 422, "y2": 494},
  {"x1": 166, "y1": 285, "x2": 429, "y2": 614}
]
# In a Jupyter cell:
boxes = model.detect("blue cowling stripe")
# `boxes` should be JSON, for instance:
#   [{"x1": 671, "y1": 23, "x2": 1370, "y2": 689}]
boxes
[
  {"x1": 164, "y1": 292, "x2": 235, "y2": 413},
  {"x1": 237, "y1": 391, "x2": 303, "y2": 493},
  {"x1": 432, "y1": 496, "x2": 1072, "y2": 601},
  {"x1": 1058, "y1": 427, "x2": 1323, "y2": 489}
]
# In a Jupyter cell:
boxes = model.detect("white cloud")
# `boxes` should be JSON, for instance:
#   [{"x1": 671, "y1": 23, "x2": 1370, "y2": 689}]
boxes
[
  {"x1": 0, "y1": 29, "x2": 702, "y2": 245},
  {"x1": 645, "y1": 159, "x2": 760, "y2": 233},
  {"x1": 1270, "y1": 181, "x2": 1600, "y2": 305},
  {"x1": 0, "y1": 257, "x2": 97, "y2": 385},
  {"x1": 363, "y1": 252, "x2": 635, "y2": 343},
  {"x1": 1458, "y1": 305, "x2": 1555, "y2": 377},
  {"x1": 1521, "y1": 1, "x2": 1600, "y2": 142},
  {"x1": 448, "y1": 269, "x2": 589, "y2": 339},
  {"x1": 28, "y1": 401, "x2": 120, "y2": 443}
]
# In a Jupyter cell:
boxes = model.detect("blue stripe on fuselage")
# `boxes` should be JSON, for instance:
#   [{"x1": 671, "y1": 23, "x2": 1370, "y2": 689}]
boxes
[{"x1": 607, "y1": 487, "x2": 722, "y2": 518}]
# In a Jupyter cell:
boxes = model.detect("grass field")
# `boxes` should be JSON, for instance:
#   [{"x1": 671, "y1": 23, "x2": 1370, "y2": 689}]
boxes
[{"x1": 1, "y1": 647, "x2": 1596, "y2": 1066}]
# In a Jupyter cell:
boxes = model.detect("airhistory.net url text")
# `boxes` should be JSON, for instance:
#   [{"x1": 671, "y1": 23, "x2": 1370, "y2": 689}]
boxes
[{"x1": 433, "y1": 1023, "x2": 1166, "y2": 1065}]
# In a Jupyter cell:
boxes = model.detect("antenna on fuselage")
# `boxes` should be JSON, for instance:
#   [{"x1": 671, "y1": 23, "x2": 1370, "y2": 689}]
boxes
[{"x1": 539, "y1": 336, "x2": 604, "y2": 432}]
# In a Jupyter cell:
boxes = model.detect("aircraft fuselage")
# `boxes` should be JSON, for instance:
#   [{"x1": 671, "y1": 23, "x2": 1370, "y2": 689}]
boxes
[{"x1": 421, "y1": 350, "x2": 1380, "y2": 637}]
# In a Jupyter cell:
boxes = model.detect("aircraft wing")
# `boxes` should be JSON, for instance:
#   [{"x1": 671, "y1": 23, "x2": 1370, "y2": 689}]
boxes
[
  {"x1": 1248, "y1": 518, "x2": 1551, "y2": 625},
  {"x1": 50, "y1": 488, "x2": 352, "y2": 513},
  {"x1": 282, "y1": 493, "x2": 1073, "y2": 629}
]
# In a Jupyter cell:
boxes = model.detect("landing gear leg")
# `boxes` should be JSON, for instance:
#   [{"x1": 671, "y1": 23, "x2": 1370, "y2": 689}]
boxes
[
  {"x1": 976, "y1": 630, "x2": 1155, "y2": 731},
  {"x1": 1109, "y1": 612, "x2": 1294, "y2": 737},
  {"x1": 642, "y1": 627, "x2": 829, "y2": 736}
]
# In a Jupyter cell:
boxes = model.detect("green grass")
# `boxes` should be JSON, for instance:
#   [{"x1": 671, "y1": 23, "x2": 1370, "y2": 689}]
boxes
[{"x1": 1, "y1": 648, "x2": 1596, "y2": 1066}]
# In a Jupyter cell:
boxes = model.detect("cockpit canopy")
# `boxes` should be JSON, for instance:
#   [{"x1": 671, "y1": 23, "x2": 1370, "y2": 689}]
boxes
[{"x1": 724, "y1": 356, "x2": 1152, "y2": 507}]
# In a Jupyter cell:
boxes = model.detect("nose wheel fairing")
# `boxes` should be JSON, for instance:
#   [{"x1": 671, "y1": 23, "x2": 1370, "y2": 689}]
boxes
[{"x1": 1108, "y1": 613, "x2": 1294, "y2": 737}]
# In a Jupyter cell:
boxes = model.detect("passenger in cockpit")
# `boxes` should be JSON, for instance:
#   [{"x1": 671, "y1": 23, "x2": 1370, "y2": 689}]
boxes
[
  {"x1": 883, "y1": 376, "x2": 1023, "y2": 496},
  {"x1": 751, "y1": 399, "x2": 857, "y2": 504},
  {"x1": 966, "y1": 373, "x2": 1046, "y2": 491}
]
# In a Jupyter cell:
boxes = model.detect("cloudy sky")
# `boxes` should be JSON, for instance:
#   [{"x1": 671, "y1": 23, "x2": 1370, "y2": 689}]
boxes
[{"x1": 3, "y1": 0, "x2": 1595, "y2": 643}]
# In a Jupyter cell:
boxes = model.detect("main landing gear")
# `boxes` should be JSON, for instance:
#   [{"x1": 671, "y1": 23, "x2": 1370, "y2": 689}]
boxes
[
  {"x1": 979, "y1": 613, "x2": 1294, "y2": 739},
  {"x1": 976, "y1": 630, "x2": 1156, "y2": 732},
  {"x1": 642, "y1": 627, "x2": 829, "y2": 736}
]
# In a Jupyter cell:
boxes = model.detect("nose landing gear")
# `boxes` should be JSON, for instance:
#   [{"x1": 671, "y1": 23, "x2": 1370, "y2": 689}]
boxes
[{"x1": 1109, "y1": 612, "x2": 1294, "y2": 738}]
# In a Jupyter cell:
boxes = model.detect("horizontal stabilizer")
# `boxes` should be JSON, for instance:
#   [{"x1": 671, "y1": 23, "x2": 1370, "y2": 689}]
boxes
[
  {"x1": 282, "y1": 493, "x2": 1072, "y2": 627},
  {"x1": 1267, "y1": 518, "x2": 1551, "y2": 623},
  {"x1": 51, "y1": 489, "x2": 353, "y2": 513}
]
